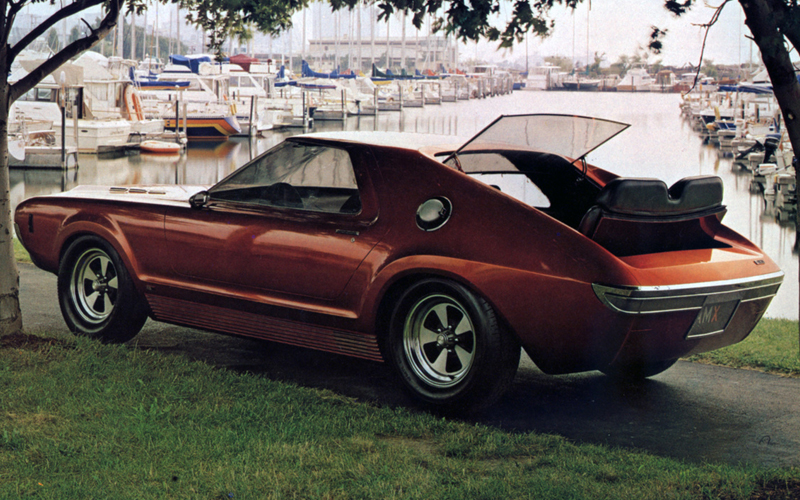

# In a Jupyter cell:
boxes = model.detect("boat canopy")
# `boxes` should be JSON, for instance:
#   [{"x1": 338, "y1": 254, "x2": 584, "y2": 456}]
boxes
[
  {"x1": 229, "y1": 54, "x2": 259, "y2": 72},
  {"x1": 446, "y1": 114, "x2": 630, "y2": 171},
  {"x1": 169, "y1": 54, "x2": 215, "y2": 74}
]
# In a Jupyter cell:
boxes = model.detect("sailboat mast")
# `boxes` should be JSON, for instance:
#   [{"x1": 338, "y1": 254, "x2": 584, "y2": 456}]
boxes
[
  {"x1": 357, "y1": 2, "x2": 362, "y2": 72},
  {"x1": 385, "y1": 16, "x2": 390, "y2": 69},
  {"x1": 155, "y1": 2, "x2": 159, "y2": 61},
  {"x1": 586, "y1": 2, "x2": 590, "y2": 74},
  {"x1": 401, "y1": 12, "x2": 406, "y2": 71},
  {"x1": 116, "y1": 9, "x2": 124, "y2": 59},
  {"x1": 130, "y1": 10, "x2": 136, "y2": 60},
  {"x1": 335, "y1": 11, "x2": 340, "y2": 71},
  {"x1": 571, "y1": 10, "x2": 575, "y2": 72},
  {"x1": 143, "y1": 5, "x2": 148, "y2": 61},
  {"x1": 348, "y1": 9, "x2": 353, "y2": 70},
  {"x1": 176, "y1": 4, "x2": 181, "y2": 56},
  {"x1": 370, "y1": 4, "x2": 375, "y2": 69}
]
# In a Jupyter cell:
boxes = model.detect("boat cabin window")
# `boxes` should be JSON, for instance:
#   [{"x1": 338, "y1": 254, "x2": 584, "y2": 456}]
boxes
[
  {"x1": 210, "y1": 142, "x2": 362, "y2": 214},
  {"x1": 230, "y1": 75, "x2": 257, "y2": 88},
  {"x1": 20, "y1": 87, "x2": 55, "y2": 102}
]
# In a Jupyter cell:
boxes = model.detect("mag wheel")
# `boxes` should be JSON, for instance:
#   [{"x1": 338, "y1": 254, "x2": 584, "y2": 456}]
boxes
[
  {"x1": 404, "y1": 293, "x2": 476, "y2": 389},
  {"x1": 58, "y1": 236, "x2": 148, "y2": 343},
  {"x1": 387, "y1": 278, "x2": 520, "y2": 413}
]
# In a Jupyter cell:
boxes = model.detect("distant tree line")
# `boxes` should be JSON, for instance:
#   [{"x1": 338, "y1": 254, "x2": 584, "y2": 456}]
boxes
[{"x1": 544, "y1": 52, "x2": 747, "y2": 81}]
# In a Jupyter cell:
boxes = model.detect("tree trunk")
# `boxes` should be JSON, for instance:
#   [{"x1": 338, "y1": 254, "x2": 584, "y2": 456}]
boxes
[
  {"x1": 0, "y1": 0, "x2": 121, "y2": 338},
  {"x1": 739, "y1": 0, "x2": 800, "y2": 331},
  {"x1": 0, "y1": 54, "x2": 23, "y2": 338}
]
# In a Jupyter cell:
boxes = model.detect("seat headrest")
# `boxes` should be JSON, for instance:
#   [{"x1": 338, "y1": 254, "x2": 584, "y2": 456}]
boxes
[{"x1": 596, "y1": 176, "x2": 723, "y2": 216}]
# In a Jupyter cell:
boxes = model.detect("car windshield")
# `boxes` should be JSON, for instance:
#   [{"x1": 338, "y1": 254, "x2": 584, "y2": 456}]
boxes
[{"x1": 445, "y1": 114, "x2": 629, "y2": 172}]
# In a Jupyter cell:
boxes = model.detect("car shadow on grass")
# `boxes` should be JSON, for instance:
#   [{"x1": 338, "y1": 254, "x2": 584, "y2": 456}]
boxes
[{"x1": 128, "y1": 321, "x2": 787, "y2": 468}]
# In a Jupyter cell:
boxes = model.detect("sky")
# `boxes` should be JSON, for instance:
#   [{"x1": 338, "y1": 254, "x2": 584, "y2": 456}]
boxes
[
  {"x1": 458, "y1": 0, "x2": 755, "y2": 67},
  {"x1": 276, "y1": 0, "x2": 756, "y2": 68},
  {"x1": 20, "y1": 0, "x2": 760, "y2": 68}
]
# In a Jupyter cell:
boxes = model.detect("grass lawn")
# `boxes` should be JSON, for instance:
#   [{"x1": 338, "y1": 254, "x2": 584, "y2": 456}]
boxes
[
  {"x1": 686, "y1": 318, "x2": 800, "y2": 377},
  {"x1": 13, "y1": 237, "x2": 31, "y2": 264},
  {"x1": 1, "y1": 333, "x2": 799, "y2": 499}
]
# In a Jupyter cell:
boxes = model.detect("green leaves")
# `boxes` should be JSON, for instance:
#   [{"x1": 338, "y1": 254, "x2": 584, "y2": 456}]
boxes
[{"x1": 648, "y1": 26, "x2": 668, "y2": 54}]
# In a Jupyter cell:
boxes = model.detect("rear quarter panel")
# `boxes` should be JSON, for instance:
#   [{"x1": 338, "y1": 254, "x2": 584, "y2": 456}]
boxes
[{"x1": 353, "y1": 147, "x2": 640, "y2": 372}]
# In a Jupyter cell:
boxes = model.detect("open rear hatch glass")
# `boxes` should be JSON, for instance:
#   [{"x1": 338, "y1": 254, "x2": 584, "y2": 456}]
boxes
[{"x1": 445, "y1": 114, "x2": 630, "y2": 168}]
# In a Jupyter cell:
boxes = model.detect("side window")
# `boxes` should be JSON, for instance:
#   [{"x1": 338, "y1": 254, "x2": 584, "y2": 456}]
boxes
[{"x1": 209, "y1": 142, "x2": 362, "y2": 214}]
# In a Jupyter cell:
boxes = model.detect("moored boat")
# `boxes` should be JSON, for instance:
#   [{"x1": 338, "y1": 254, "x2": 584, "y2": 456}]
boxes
[
  {"x1": 562, "y1": 77, "x2": 601, "y2": 91},
  {"x1": 139, "y1": 140, "x2": 182, "y2": 154},
  {"x1": 616, "y1": 67, "x2": 653, "y2": 92}
]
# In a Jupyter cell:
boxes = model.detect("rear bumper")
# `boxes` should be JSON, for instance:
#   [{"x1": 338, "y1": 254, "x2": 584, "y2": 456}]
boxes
[
  {"x1": 592, "y1": 271, "x2": 784, "y2": 364},
  {"x1": 593, "y1": 271, "x2": 783, "y2": 337}
]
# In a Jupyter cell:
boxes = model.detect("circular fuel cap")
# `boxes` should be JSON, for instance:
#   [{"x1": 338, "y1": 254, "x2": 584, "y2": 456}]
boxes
[{"x1": 416, "y1": 197, "x2": 452, "y2": 231}]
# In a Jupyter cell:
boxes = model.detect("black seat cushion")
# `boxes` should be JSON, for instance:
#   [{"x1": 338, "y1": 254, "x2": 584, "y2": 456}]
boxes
[
  {"x1": 593, "y1": 175, "x2": 723, "y2": 217},
  {"x1": 578, "y1": 176, "x2": 726, "y2": 256}
]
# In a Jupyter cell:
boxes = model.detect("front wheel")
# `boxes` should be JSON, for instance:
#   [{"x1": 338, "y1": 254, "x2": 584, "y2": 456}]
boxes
[
  {"x1": 386, "y1": 279, "x2": 520, "y2": 413},
  {"x1": 58, "y1": 236, "x2": 148, "y2": 343}
]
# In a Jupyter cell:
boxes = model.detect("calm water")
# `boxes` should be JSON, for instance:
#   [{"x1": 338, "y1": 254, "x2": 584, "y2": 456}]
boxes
[{"x1": 10, "y1": 91, "x2": 798, "y2": 319}]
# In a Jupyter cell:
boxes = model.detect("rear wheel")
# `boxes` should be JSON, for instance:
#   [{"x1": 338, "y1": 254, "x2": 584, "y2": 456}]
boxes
[
  {"x1": 58, "y1": 236, "x2": 148, "y2": 343},
  {"x1": 386, "y1": 278, "x2": 520, "y2": 413},
  {"x1": 601, "y1": 359, "x2": 678, "y2": 382}
]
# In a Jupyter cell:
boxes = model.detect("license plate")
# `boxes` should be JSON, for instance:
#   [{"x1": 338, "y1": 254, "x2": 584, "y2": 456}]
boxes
[{"x1": 687, "y1": 301, "x2": 739, "y2": 338}]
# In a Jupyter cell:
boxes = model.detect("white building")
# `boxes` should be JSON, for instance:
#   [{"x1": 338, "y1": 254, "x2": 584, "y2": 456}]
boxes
[{"x1": 308, "y1": 35, "x2": 456, "y2": 72}]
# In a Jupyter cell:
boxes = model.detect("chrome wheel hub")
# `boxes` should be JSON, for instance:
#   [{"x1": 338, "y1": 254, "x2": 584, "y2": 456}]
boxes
[
  {"x1": 71, "y1": 248, "x2": 119, "y2": 324},
  {"x1": 403, "y1": 294, "x2": 476, "y2": 389}
]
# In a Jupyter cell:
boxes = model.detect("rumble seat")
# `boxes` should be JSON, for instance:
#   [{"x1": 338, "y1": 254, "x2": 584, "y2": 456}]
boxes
[{"x1": 578, "y1": 175, "x2": 727, "y2": 256}]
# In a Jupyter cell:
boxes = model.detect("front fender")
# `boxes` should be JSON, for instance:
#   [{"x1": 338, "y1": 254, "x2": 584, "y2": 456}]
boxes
[{"x1": 16, "y1": 198, "x2": 166, "y2": 294}]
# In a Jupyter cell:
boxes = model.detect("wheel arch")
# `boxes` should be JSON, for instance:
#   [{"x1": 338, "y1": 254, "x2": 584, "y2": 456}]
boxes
[
  {"x1": 56, "y1": 229, "x2": 151, "y2": 343},
  {"x1": 372, "y1": 267, "x2": 521, "y2": 353},
  {"x1": 56, "y1": 223, "x2": 143, "y2": 293},
  {"x1": 373, "y1": 266, "x2": 523, "y2": 411}
]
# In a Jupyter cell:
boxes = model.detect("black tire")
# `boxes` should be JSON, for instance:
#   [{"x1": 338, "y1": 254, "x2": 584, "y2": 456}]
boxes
[
  {"x1": 601, "y1": 358, "x2": 678, "y2": 382},
  {"x1": 57, "y1": 235, "x2": 148, "y2": 343},
  {"x1": 386, "y1": 278, "x2": 520, "y2": 413}
]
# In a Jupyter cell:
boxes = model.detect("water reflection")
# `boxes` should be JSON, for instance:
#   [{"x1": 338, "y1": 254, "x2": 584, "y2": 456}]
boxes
[{"x1": 9, "y1": 91, "x2": 797, "y2": 319}]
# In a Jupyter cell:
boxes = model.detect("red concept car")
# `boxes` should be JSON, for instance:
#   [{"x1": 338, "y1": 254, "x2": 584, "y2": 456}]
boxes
[{"x1": 14, "y1": 114, "x2": 784, "y2": 412}]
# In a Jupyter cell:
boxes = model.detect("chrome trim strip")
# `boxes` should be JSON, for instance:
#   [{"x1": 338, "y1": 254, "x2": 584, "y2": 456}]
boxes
[
  {"x1": 687, "y1": 328, "x2": 726, "y2": 338},
  {"x1": 593, "y1": 271, "x2": 784, "y2": 315}
]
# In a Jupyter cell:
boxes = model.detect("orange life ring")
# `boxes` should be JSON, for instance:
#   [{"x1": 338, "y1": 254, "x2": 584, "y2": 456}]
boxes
[
  {"x1": 124, "y1": 86, "x2": 137, "y2": 120},
  {"x1": 132, "y1": 91, "x2": 144, "y2": 121}
]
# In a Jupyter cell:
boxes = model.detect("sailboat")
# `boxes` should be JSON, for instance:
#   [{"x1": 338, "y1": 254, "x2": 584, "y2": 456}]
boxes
[{"x1": 562, "y1": 3, "x2": 600, "y2": 91}]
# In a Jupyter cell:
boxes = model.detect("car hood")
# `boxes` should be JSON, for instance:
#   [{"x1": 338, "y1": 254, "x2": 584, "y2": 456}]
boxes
[
  {"x1": 50, "y1": 184, "x2": 209, "y2": 204},
  {"x1": 447, "y1": 114, "x2": 630, "y2": 168}
]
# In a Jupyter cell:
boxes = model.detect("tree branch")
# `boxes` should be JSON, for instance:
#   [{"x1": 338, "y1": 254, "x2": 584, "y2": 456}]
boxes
[
  {"x1": 684, "y1": 0, "x2": 729, "y2": 93},
  {"x1": 772, "y1": 1, "x2": 800, "y2": 55},
  {"x1": 9, "y1": 0, "x2": 110, "y2": 62},
  {"x1": 1, "y1": 0, "x2": 25, "y2": 51},
  {"x1": 9, "y1": 0, "x2": 122, "y2": 103}
]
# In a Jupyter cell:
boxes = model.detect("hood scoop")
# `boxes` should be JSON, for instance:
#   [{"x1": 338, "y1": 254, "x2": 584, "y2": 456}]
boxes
[{"x1": 110, "y1": 187, "x2": 167, "y2": 195}]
